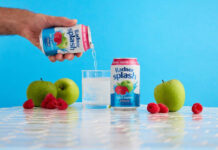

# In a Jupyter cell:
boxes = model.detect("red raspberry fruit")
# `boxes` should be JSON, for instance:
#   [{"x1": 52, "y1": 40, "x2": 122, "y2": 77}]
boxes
[
  {"x1": 192, "y1": 103, "x2": 203, "y2": 114},
  {"x1": 147, "y1": 103, "x2": 160, "y2": 114},
  {"x1": 158, "y1": 103, "x2": 169, "y2": 113},
  {"x1": 41, "y1": 100, "x2": 47, "y2": 108},
  {"x1": 57, "y1": 98, "x2": 68, "y2": 110},
  {"x1": 120, "y1": 86, "x2": 129, "y2": 95},
  {"x1": 41, "y1": 93, "x2": 57, "y2": 109},
  {"x1": 23, "y1": 99, "x2": 34, "y2": 109},
  {"x1": 46, "y1": 100, "x2": 57, "y2": 109}
]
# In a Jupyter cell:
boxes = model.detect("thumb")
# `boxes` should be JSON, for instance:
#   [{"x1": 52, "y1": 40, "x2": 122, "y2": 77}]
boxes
[{"x1": 47, "y1": 16, "x2": 77, "y2": 27}]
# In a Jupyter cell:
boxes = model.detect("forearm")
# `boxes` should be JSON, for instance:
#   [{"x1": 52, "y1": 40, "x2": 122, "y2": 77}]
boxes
[{"x1": 0, "y1": 7, "x2": 35, "y2": 36}]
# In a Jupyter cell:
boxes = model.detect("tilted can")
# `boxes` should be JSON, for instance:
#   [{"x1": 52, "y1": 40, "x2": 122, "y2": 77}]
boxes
[
  {"x1": 39, "y1": 24, "x2": 93, "y2": 56},
  {"x1": 111, "y1": 58, "x2": 140, "y2": 110}
]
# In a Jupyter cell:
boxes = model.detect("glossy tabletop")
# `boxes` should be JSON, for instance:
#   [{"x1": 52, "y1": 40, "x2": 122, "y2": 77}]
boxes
[{"x1": 0, "y1": 103, "x2": 217, "y2": 150}]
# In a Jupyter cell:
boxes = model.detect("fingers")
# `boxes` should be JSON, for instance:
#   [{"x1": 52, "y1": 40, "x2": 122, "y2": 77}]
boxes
[
  {"x1": 55, "y1": 53, "x2": 64, "y2": 61},
  {"x1": 48, "y1": 16, "x2": 77, "y2": 27},
  {"x1": 49, "y1": 53, "x2": 83, "y2": 62},
  {"x1": 75, "y1": 52, "x2": 83, "y2": 57},
  {"x1": 64, "y1": 53, "x2": 74, "y2": 60},
  {"x1": 48, "y1": 56, "x2": 56, "y2": 62}
]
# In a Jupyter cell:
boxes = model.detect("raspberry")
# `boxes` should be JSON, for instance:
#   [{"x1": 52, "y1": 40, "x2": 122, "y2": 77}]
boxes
[
  {"x1": 41, "y1": 100, "x2": 47, "y2": 108},
  {"x1": 57, "y1": 98, "x2": 68, "y2": 110},
  {"x1": 46, "y1": 100, "x2": 57, "y2": 109},
  {"x1": 147, "y1": 103, "x2": 160, "y2": 114},
  {"x1": 23, "y1": 99, "x2": 34, "y2": 109},
  {"x1": 192, "y1": 103, "x2": 203, "y2": 114},
  {"x1": 41, "y1": 93, "x2": 57, "y2": 109},
  {"x1": 158, "y1": 103, "x2": 169, "y2": 113}
]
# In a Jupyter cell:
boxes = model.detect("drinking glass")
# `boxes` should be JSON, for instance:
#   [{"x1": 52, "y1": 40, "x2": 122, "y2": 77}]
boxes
[{"x1": 82, "y1": 70, "x2": 110, "y2": 108}]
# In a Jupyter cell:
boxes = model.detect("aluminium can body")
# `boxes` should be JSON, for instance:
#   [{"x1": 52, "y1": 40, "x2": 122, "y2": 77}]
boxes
[
  {"x1": 39, "y1": 24, "x2": 93, "y2": 56},
  {"x1": 111, "y1": 58, "x2": 140, "y2": 110}
]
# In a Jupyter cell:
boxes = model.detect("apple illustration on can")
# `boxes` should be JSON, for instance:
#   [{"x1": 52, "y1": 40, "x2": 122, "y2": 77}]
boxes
[
  {"x1": 121, "y1": 80, "x2": 133, "y2": 93},
  {"x1": 154, "y1": 79, "x2": 185, "y2": 112},
  {"x1": 54, "y1": 32, "x2": 68, "y2": 49}
]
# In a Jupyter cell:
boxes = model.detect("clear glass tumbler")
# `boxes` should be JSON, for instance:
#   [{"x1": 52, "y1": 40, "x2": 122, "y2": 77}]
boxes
[{"x1": 82, "y1": 70, "x2": 110, "y2": 108}]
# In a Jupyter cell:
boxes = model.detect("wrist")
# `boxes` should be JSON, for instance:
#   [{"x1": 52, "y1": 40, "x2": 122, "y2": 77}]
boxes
[
  {"x1": 0, "y1": 8, "x2": 35, "y2": 36},
  {"x1": 14, "y1": 9, "x2": 36, "y2": 37}
]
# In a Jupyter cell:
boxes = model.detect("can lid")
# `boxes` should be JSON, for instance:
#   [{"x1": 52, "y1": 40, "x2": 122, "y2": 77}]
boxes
[
  {"x1": 112, "y1": 58, "x2": 139, "y2": 65},
  {"x1": 39, "y1": 31, "x2": 45, "y2": 54},
  {"x1": 87, "y1": 26, "x2": 94, "y2": 49},
  {"x1": 113, "y1": 58, "x2": 137, "y2": 60}
]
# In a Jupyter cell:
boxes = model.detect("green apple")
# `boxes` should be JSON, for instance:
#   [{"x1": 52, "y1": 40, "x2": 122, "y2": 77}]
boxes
[
  {"x1": 121, "y1": 80, "x2": 133, "y2": 92},
  {"x1": 55, "y1": 78, "x2": 79, "y2": 105},
  {"x1": 57, "y1": 36, "x2": 68, "y2": 49},
  {"x1": 154, "y1": 79, "x2": 185, "y2": 112},
  {"x1": 26, "y1": 79, "x2": 57, "y2": 107}
]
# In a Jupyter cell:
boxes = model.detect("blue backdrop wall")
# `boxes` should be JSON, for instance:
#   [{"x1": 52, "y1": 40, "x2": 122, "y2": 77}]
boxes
[{"x1": 0, "y1": 0, "x2": 218, "y2": 107}]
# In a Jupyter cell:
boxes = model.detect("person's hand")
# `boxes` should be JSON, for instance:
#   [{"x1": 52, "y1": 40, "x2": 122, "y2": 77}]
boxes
[{"x1": 19, "y1": 12, "x2": 82, "y2": 62}]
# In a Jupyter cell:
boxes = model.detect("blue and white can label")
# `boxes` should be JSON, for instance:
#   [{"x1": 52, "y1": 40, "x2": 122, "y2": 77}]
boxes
[
  {"x1": 111, "y1": 58, "x2": 140, "y2": 108},
  {"x1": 39, "y1": 24, "x2": 93, "y2": 56}
]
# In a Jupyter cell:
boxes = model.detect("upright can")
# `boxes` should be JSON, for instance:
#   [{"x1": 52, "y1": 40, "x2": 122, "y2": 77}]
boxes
[
  {"x1": 39, "y1": 24, "x2": 94, "y2": 56},
  {"x1": 111, "y1": 58, "x2": 140, "y2": 110}
]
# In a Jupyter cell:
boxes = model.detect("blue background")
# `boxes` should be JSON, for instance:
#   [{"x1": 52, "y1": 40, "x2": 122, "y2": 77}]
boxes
[{"x1": 0, "y1": 0, "x2": 218, "y2": 107}]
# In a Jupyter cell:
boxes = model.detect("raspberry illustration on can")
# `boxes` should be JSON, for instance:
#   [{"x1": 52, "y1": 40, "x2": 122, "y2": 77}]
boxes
[
  {"x1": 111, "y1": 58, "x2": 140, "y2": 110},
  {"x1": 39, "y1": 24, "x2": 94, "y2": 56}
]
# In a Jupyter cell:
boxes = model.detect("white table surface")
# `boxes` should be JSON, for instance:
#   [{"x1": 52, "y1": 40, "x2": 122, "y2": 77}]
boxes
[{"x1": 0, "y1": 103, "x2": 217, "y2": 150}]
